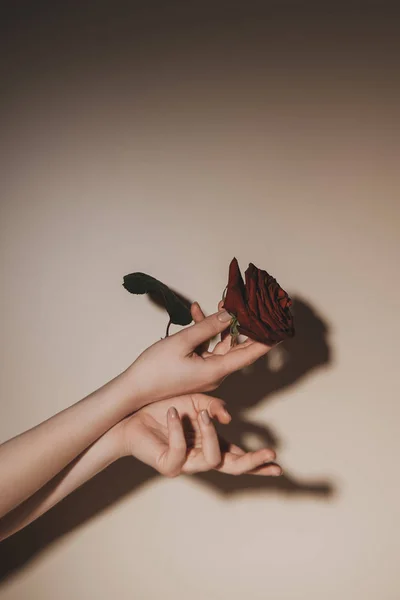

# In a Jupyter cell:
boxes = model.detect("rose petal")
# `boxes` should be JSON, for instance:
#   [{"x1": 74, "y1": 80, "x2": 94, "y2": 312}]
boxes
[
  {"x1": 245, "y1": 264, "x2": 260, "y2": 319},
  {"x1": 224, "y1": 258, "x2": 252, "y2": 329}
]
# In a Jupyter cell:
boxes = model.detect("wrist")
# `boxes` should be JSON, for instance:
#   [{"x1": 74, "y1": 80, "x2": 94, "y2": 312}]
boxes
[
  {"x1": 103, "y1": 420, "x2": 127, "y2": 461},
  {"x1": 117, "y1": 367, "x2": 151, "y2": 413}
]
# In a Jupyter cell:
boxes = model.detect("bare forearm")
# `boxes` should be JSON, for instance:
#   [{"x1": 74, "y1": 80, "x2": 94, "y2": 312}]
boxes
[
  {"x1": 0, "y1": 372, "x2": 134, "y2": 518},
  {"x1": 0, "y1": 424, "x2": 122, "y2": 541}
]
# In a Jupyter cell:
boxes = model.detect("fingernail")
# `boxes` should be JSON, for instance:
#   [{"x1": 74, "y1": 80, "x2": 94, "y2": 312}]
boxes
[
  {"x1": 201, "y1": 410, "x2": 211, "y2": 425},
  {"x1": 217, "y1": 310, "x2": 231, "y2": 322},
  {"x1": 168, "y1": 407, "x2": 178, "y2": 419}
]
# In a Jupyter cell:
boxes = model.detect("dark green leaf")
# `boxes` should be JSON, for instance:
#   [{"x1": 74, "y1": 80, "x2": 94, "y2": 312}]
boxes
[{"x1": 122, "y1": 272, "x2": 193, "y2": 327}]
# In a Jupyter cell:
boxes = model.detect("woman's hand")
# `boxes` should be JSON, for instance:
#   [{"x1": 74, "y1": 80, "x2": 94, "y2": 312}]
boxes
[
  {"x1": 123, "y1": 304, "x2": 272, "y2": 409},
  {"x1": 0, "y1": 302, "x2": 275, "y2": 536},
  {"x1": 115, "y1": 393, "x2": 282, "y2": 478},
  {"x1": 0, "y1": 390, "x2": 281, "y2": 541}
]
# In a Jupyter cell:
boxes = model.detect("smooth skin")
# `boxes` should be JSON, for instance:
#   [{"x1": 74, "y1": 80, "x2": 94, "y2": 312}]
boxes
[{"x1": 0, "y1": 304, "x2": 281, "y2": 541}]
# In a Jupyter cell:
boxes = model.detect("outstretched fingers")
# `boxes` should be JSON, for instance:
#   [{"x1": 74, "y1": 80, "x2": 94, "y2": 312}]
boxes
[
  {"x1": 191, "y1": 301, "x2": 205, "y2": 323},
  {"x1": 192, "y1": 393, "x2": 232, "y2": 424},
  {"x1": 197, "y1": 410, "x2": 222, "y2": 468},
  {"x1": 158, "y1": 407, "x2": 187, "y2": 476},
  {"x1": 211, "y1": 340, "x2": 272, "y2": 378},
  {"x1": 220, "y1": 444, "x2": 282, "y2": 476},
  {"x1": 190, "y1": 302, "x2": 212, "y2": 355},
  {"x1": 189, "y1": 301, "x2": 258, "y2": 358},
  {"x1": 178, "y1": 308, "x2": 232, "y2": 353}
]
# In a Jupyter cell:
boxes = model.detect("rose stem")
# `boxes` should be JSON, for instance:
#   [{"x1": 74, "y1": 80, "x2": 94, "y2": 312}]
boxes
[{"x1": 165, "y1": 318, "x2": 172, "y2": 337}]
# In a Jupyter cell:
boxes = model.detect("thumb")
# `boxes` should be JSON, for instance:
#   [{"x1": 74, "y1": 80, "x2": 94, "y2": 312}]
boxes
[{"x1": 179, "y1": 310, "x2": 232, "y2": 351}]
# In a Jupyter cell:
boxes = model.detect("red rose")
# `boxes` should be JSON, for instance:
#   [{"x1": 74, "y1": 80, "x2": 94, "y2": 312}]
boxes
[{"x1": 223, "y1": 258, "x2": 295, "y2": 345}]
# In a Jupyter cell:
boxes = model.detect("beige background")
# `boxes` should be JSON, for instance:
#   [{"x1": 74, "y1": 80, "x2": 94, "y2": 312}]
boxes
[{"x1": 0, "y1": 4, "x2": 399, "y2": 599}]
